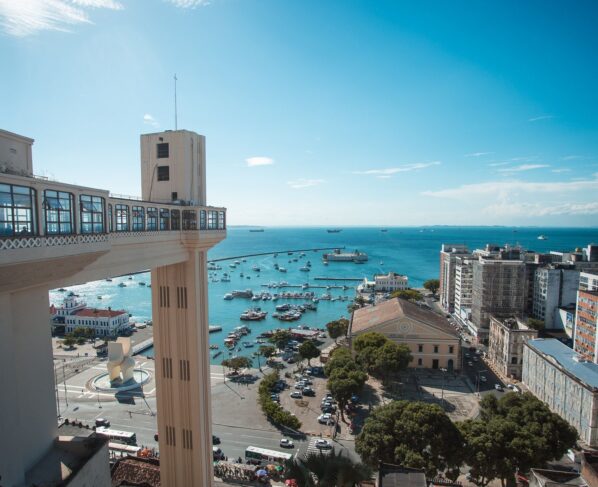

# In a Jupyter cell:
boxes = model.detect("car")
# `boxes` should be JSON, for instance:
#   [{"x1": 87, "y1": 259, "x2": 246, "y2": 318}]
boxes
[
  {"x1": 294, "y1": 382, "x2": 305, "y2": 389},
  {"x1": 95, "y1": 418, "x2": 110, "y2": 428},
  {"x1": 302, "y1": 378, "x2": 313, "y2": 385},
  {"x1": 290, "y1": 391, "x2": 303, "y2": 399},
  {"x1": 314, "y1": 439, "x2": 333, "y2": 449},
  {"x1": 321, "y1": 406, "x2": 335, "y2": 414},
  {"x1": 467, "y1": 361, "x2": 473, "y2": 367},
  {"x1": 479, "y1": 376, "x2": 487, "y2": 382},
  {"x1": 302, "y1": 388, "x2": 316, "y2": 396},
  {"x1": 271, "y1": 393, "x2": 280, "y2": 402},
  {"x1": 212, "y1": 435, "x2": 221, "y2": 444},
  {"x1": 494, "y1": 384, "x2": 503, "y2": 391},
  {"x1": 318, "y1": 413, "x2": 334, "y2": 424},
  {"x1": 280, "y1": 438, "x2": 294, "y2": 448},
  {"x1": 507, "y1": 384, "x2": 515, "y2": 389}
]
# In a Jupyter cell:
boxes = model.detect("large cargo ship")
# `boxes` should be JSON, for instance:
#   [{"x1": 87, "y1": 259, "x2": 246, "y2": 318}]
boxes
[{"x1": 322, "y1": 249, "x2": 368, "y2": 262}]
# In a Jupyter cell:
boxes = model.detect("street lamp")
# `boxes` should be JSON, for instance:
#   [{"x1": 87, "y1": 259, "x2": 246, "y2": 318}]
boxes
[{"x1": 440, "y1": 368, "x2": 447, "y2": 405}]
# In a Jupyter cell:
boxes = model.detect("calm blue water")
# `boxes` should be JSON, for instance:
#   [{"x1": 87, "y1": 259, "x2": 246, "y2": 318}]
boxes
[{"x1": 50, "y1": 226, "x2": 598, "y2": 364}]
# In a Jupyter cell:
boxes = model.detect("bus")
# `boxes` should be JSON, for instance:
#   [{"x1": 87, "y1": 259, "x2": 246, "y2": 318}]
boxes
[
  {"x1": 245, "y1": 446, "x2": 293, "y2": 464},
  {"x1": 96, "y1": 427, "x2": 137, "y2": 445},
  {"x1": 108, "y1": 442, "x2": 142, "y2": 457}
]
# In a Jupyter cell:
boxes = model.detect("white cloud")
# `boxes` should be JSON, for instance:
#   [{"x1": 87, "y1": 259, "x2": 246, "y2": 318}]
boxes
[
  {"x1": 287, "y1": 179, "x2": 325, "y2": 189},
  {"x1": 484, "y1": 201, "x2": 598, "y2": 217},
  {"x1": 353, "y1": 161, "x2": 441, "y2": 176},
  {"x1": 164, "y1": 0, "x2": 211, "y2": 7},
  {"x1": 562, "y1": 155, "x2": 582, "y2": 161},
  {"x1": 465, "y1": 152, "x2": 493, "y2": 157},
  {"x1": 528, "y1": 115, "x2": 554, "y2": 122},
  {"x1": 422, "y1": 173, "x2": 598, "y2": 199},
  {"x1": 246, "y1": 156, "x2": 274, "y2": 167},
  {"x1": 497, "y1": 164, "x2": 550, "y2": 173},
  {"x1": 488, "y1": 162, "x2": 511, "y2": 167},
  {"x1": 143, "y1": 113, "x2": 159, "y2": 127},
  {"x1": 0, "y1": 0, "x2": 122, "y2": 37},
  {"x1": 551, "y1": 168, "x2": 571, "y2": 173},
  {"x1": 376, "y1": 175, "x2": 392, "y2": 179}
]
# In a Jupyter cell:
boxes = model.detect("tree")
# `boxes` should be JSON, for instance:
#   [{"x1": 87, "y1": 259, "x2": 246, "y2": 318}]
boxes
[
  {"x1": 328, "y1": 367, "x2": 367, "y2": 422},
  {"x1": 326, "y1": 319, "x2": 349, "y2": 343},
  {"x1": 527, "y1": 318, "x2": 545, "y2": 331},
  {"x1": 353, "y1": 332, "x2": 387, "y2": 352},
  {"x1": 390, "y1": 289, "x2": 423, "y2": 301},
  {"x1": 76, "y1": 336, "x2": 86, "y2": 345},
  {"x1": 269, "y1": 329, "x2": 293, "y2": 351},
  {"x1": 63, "y1": 336, "x2": 76, "y2": 349},
  {"x1": 423, "y1": 279, "x2": 440, "y2": 295},
  {"x1": 324, "y1": 347, "x2": 361, "y2": 377},
  {"x1": 298, "y1": 341, "x2": 321, "y2": 366},
  {"x1": 368, "y1": 341, "x2": 412, "y2": 383},
  {"x1": 258, "y1": 345, "x2": 276, "y2": 358},
  {"x1": 356, "y1": 401, "x2": 464, "y2": 479},
  {"x1": 285, "y1": 450, "x2": 372, "y2": 487},
  {"x1": 221, "y1": 356, "x2": 252, "y2": 374},
  {"x1": 458, "y1": 393, "x2": 578, "y2": 487}
]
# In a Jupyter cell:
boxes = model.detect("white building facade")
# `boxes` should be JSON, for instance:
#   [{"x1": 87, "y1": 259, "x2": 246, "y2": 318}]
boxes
[
  {"x1": 523, "y1": 339, "x2": 598, "y2": 447},
  {"x1": 533, "y1": 266, "x2": 580, "y2": 330},
  {"x1": 487, "y1": 316, "x2": 537, "y2": 379}
]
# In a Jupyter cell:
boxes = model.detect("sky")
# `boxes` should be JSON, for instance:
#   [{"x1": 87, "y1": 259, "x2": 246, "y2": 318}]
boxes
[{"x1": 1, "y1": 0, "x2": 598, "y2": 227}]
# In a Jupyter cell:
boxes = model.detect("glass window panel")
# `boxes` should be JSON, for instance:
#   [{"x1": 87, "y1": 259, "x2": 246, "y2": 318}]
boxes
[{"x1": 80, "y1": 194, "x2": 105, "y2": 234}]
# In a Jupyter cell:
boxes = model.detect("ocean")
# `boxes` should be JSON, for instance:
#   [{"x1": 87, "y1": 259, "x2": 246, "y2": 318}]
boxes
[{"x1": 49, "y1": 226, "x2": 598, "y2": 364}]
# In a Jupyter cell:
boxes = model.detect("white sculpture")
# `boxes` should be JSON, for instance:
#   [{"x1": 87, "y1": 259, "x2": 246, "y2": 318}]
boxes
[{"x1": 107, "y1": 337, "x2": 135, "y2": 384}]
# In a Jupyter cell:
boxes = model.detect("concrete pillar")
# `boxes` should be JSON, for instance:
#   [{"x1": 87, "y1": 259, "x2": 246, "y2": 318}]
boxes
[
  {"x1": 0, "y1": 286, "x2": 57, "y2": 487},
  {"x1": 151, "y1": 249, "x2": 213, "y2": 487}
]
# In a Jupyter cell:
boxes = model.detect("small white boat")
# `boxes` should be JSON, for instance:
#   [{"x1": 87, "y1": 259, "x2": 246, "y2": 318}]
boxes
[
  {"x1": 538, "y1": 235, "x2": 548, "y2": 240},
  {"x1": 223, "y1": 293, "x2": 233, "y2": 300}
]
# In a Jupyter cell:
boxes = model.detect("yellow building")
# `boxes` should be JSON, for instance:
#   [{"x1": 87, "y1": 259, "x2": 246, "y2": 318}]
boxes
[{"x1": 350, "y1": 298, "x2": 461, "y2": 371}]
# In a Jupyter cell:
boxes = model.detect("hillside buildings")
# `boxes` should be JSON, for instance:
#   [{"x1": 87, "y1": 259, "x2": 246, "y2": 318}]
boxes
[
  {"x1": 51, "y1": 294, "x2": 130, "y2": 337},
  {"x1": 439, "y1": 244, "x2": 469, "y2": 313},
  {"x1": 487, "y1": 316, "x2": 538, "y2": 379},
  {"x1": 350, "y1": 298, "x2": 460, "y2": 371},
  {"x1": 522, "y1": 338, "x2": 598, "y2": 447},
  {"x1": 0, "y1": 128, "x2": 226, "y2": 487}
]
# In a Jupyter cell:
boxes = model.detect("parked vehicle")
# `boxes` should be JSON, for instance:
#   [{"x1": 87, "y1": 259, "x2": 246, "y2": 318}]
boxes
[
  {"x1": 290, "y1": 391, "x2": 303, "y2": 399},
  {"x1": 494, "y1": 384, "x2": 503, "y2": 391},
  {"x1": 314, "y1": 439, "x2": 333, "y2": 449},
  {"x1": 280, "y1": 438, "x2": 294, "y2": 448}
]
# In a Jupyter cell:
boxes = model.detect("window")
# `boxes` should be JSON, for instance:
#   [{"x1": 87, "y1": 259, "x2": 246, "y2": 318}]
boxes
[
  {"x1": 182, "y1": 210, "x2": 196, "y2": 230},
  {"x1": 160, "y1": 208, "x2": 170, "y2": 230},
  {"x1": 132, "y1": 206, "x2": 145, "y2": 231},
  {"x1": 449, "y1": 346, "x2": 454, "y2": 354},
  {"x1": 417, "y1": 358, "x2": 423, "y2": 366},
  {"x1": 511, "y1": 357, "x2": 518, "y2": 364},
  {"x1": 418, "y1": 344, "x2": 423, "y2": 353},
  {"x1": 157, "y1": 143, "x2": 169, "y2": 158},
  {"x1": 157, "y1": 166, "x2": 170, "y2": 181},
  {"x1": 44, "y1": 190, "x2": 74, "y2": 235},
  {"x1": 80, "y1": 195, "x2": 105, "y2": 234},
  {"x1": 218, "y1": 211, "x2": 225, "y2": 230},
  {"x1": 171, "y1": 209, "x2": 180, "y2": 230},
  {"x1": 208, "y1": 210, "x2": 217, "y2": 230},
  {"x1": 147, "y1": 207, "x2": 158, "y2": 230},
  {"x1": 0, "y1": 183, "x2": 37, "y2": 237},
  {"x1": 108, "y1": 204, "x2": 113, "y2": 232},
  {"x1": 199, "y1": 210, "x2": 206, "y2": 230},
  {"x1": 434, "y1": 345, "x2": 439, "y2": 354},
  {"x1": 115, "y1": 204, "x2": 129, "y2": 231}
]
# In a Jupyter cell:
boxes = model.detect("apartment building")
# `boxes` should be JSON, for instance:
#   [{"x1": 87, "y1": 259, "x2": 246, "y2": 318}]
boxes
[
  {"x1": 0, "y1": 128, "x2": 226, "y2": 487},
  {"x1": 523, "y1": 338, "x2": 598, "y2": 447},
  {"x1": 532, "y1": 266, "x2": 580, "y2": 330},
  {"x1": 439, "y1": 244, "x2": 470, "y2": 313},
  {"x1": 487, "y1": 316, "x2": 538, "y2": 379},
  {"x1": 575, "y1": 291, "x2": 598, "y2": 362},
  {"x1": 454, "y1": 255, "x2": 473, "y2": 316},
  {"x1": 580, "y1": 271, "x2": 598, "y2": 292}
]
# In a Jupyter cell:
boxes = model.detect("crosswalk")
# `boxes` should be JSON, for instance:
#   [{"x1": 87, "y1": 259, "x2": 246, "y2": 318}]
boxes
[{"x1": 304, "y1": 438, "x2": 334, "y2": 457}]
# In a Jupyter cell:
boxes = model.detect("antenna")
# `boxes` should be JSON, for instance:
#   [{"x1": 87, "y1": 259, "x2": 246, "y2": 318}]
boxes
[{"x1": 174, "y1": 74, "x2": 178, "y2": 130}]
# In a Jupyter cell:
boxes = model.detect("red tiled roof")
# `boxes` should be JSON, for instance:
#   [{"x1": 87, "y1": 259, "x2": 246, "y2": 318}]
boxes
[{"x1": 74, "y1": 308, "x2": 127, "y2": 318}]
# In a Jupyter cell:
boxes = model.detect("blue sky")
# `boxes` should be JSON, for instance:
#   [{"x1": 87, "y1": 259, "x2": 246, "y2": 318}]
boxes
[{"x1": 1, "y1": 0, "x2": 597, "y2": 227}]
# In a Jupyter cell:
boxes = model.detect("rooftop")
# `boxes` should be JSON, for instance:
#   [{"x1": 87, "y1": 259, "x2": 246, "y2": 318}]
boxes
[
  {"x1": 526, "y1": 338, "x2": 598, "y2": 390},
  {"x1": 529, "y1": 468, "x2": 586, "y2": 487},
  {"x1": 111, "y1": 456, "x2": 161, "y2": 487},
  {"x1": 379, "y1": 464, "x2": 427, "y2": 487},
  {"x1": 75, "y1": 308, "x2": 128, "y2": 318},
  {"x1": 351, "y1": 297, "x2": 457, "y2": 337}
]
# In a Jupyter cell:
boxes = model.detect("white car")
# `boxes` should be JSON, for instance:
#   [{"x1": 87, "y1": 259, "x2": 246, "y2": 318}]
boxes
[
  {"x1": 290, "y1": 391, "x2": 303, "y2": 399},
  {"x1": 494, "y1": 384, "x2": 503, "y2": 391},
  {"x1": 318, "y1": 413, "x2": 334, "y2": 424},
  {"x1": 280, "y1": 438, "x2": 294, "y2": 448},
  {"x1": 314, "y1": 439, "x2": 333, "y2": 449}
]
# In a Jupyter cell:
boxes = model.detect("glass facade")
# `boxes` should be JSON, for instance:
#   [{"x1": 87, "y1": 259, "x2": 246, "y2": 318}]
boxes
[
  {"x1": 208, "y1": 210, "x2": 217, "y2": 230},
  {"x1": 218, "y1": 211, "x2": 225, "y2": 230},
  {"x1": 108, "y1": 204, "x2": 113, "y2": 232},
  {"x1": 115, "y1": 204, "x2": 129, "y2": 232},
  {"x1": 80, "y1": 195, "x2": 105, "y2": 234},
  {"x1": 147, "y1": 207, "x2": 158, "y2": 231},
  {"x1": 160, "y1": 208, "x2": 170, "y2": 230},
  {"x1": 0, "y1": 183, "x2": 37, "y2": 237},
  {"x1": 132, "y1": 206, "x2": 145, "y2": 231},
  {"x1": 182, "y1": 210, "x2": 197, "y2": 230},
  {"x1": 200, "y1": 210, "x2": 206, "y2": 230},
  {"x1": 171, "y1": 209, "x2": 180, "y2": 230},
  {"x1": 44, "y1": 190, "x2": 74, "y2": 235}
]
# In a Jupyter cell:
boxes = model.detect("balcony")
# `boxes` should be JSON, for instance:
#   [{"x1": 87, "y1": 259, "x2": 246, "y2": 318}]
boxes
[{"x1": 0, "y1": 171, "x2": 226, "y2": 292}]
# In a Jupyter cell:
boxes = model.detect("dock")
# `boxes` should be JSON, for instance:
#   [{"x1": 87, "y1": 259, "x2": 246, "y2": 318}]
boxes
[
  {"x1": 209, "y1": 247, "x2": 345, "y2": 263},
  {"x1": 314, "y1": 277, "x2": 364, "y2": 281},
  {"x1": 132, "y1": 337, "x2": 154, "y2": 355}
]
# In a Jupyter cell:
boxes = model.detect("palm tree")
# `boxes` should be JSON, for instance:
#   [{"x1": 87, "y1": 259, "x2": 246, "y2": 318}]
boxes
[{"x1": 285, "y1": 450, "x2": 372, "y2": 487}]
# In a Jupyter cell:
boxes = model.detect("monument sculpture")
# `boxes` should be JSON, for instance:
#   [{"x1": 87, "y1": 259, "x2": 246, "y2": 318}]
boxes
[{"x1": 107, "y1": 337, "x2": 135, "y2": 385}]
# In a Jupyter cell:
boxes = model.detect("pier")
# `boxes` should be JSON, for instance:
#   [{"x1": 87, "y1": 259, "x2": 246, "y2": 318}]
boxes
[
  {"x1": 132, "y1": 337, "x2": 154, "y2": 355},
  {"x1": 314, "y1": 277, "x2": 364, "y2": 281},
  {"x1": 209, "y1": 246, "x2": 345, "y2": 263}
]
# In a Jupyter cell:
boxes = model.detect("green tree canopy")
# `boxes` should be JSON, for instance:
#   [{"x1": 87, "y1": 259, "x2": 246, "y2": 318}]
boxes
[
  {"x1": 356, "y1": 400, "x2": 464, "y2": 479},
  {"x1": 423, "y1": 279, "x2": 440, "y2": 295},
  {"x1": 269, "y1": 329, "x2": 293, "y2": 350},
  {"x1": 298, "y1": 340, "x2": 321, "y2": 365},
  {"x1": 459, "y1": 393, "x2": 578, "y2": 487},
  {"x1": 368, "y1": 341, "x2": 412, "y2": 383},
  {"x1": 324, "y1": 347, "x2": 361, "y2": 377},
  {"x1": 258, "y1": 345, "x2": 276, "y2": 358},
  {"x1": 390, "y1": 289, "x2": 423, "y2": 301},
  {"x1": 285, "y1": 450, "x2": 372, "y2": 487},
  {"x1": 221, "y1": 356, "x2": 252, "y2": 374},
  {"x1": 328, "y1": 367, "x2": 367, "y2": 421},
  {"x1": 353, "y1": 332, "x2": 387, "y2": 353},
  {"x1": 326, "y1": 318, "x2": 349, "y2": 343},
  {"x1": 63, "y1": 336, "x2": 76, "y2": 348}
]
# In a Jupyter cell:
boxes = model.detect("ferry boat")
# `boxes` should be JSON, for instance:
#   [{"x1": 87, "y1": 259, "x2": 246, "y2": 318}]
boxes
[
  {"x1": 209, "y1": 325, "x2": 223, "y2": 333},
  {"x1": 232, "y1": 289, "x2": 253, "y2": 298},
  {"x1": 240, "y1": 309, "x2": 268, "y2": 321},
  {"x1": 327, "y1": 229, "x2": 342, "y2": 233},
  {"x1": 323, "y1": 248, "x2": 368, "y2": 262}
]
